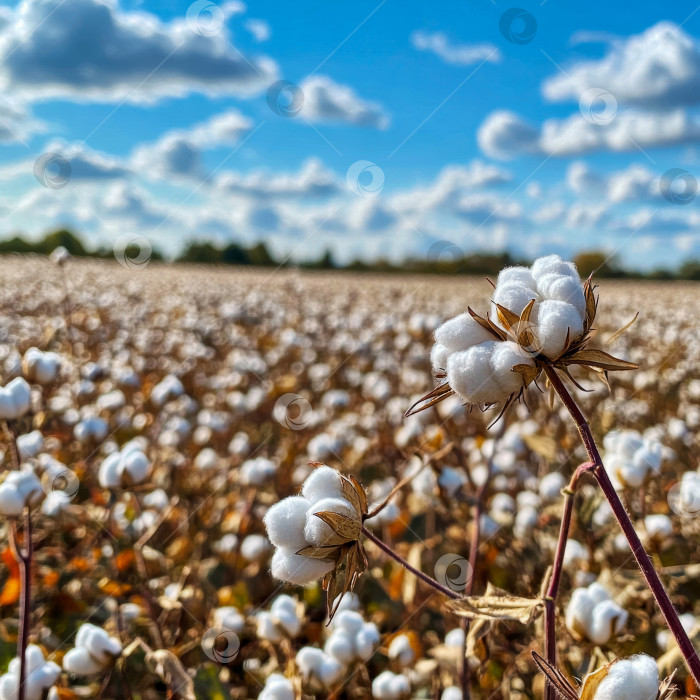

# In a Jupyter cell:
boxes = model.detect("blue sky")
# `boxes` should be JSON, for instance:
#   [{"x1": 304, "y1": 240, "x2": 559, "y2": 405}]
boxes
[{"x1": 1, "y1": 0, "x2": 700, "y2": 269}]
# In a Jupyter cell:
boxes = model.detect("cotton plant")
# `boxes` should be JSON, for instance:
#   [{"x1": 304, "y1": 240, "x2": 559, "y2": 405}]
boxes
[
  {"x1": 0, "y1": 377, "x2": 32, "y2": 420},
  {"x1": 295, "y1": 646, "x2": 344, "y2": 686},
  {"x1": 98, "y1": 441, "x2": 152, "y2": 488},
  {"x1": 258, "y1": 673, "x2": 295, "y2": 700},
  {"x1": 565, "y1": 582, "x2": 628, "y2": 645},
  {"x1": 63, "y1": 623, "x2": 122, "y2": 675},
  {"x1": 22, "y1": 347, "x2": 61, "y2": 384},
  {"x1": 0, "y1": 469, "x2": 42, "y2": 516},
  {"x1": 371, "y1": 670, "x2": 410, "y2": 700},
  {"x1": 387, "y1": 633, "x2": 415, "y2": 666},
  {"x1": 256, "y1": 595, "x2": 304, "y2": 643},
  {"x1": 602, "y1": 430, "x2": 663, "y2": 488},
  {"x1": 0, "y1": 645, "x2": 60, "y2": 700},
  {"x1": 324, "y1": 610, "x2": 380, "y2": 665}
]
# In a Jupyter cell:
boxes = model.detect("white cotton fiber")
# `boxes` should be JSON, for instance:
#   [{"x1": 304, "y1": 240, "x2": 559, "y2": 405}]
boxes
[
  {"x1": 539, "y1": 472, "x2": 566, "y2": 500},
  {"x1": 264, "y1": 496, "x2": 311, "y2": 551},
  {"x1": 489, "y1": 341, "x2": 533, "y2": 395},
  {"x1": 496, "y1": 266, "x2": 537, "y2": 291},
  {"x1": 431, "y1": 343, "x2": 450, "y2": 373},
  {"x1": 531, "y1": 254, "x2": 578, "y2": 281},
  {"x1": 433, "y1": 313, "x2": 493, "y2": 352},
  {"x1": 536, "y1": 274, "x2": 586, "y2": 318},
  {"x1": 304, "y1": 497, "x2": 356, "y2": 546},
  {"x1": 388, "y1": 634, "x2": 414, "y2": 665},
  {"x1": 259, "y1": 673, "x2": 295, "y2": 700},
  {"x1": 592, "y1": 654, "x2": 658, "y2": 700},
  {"x1": 302, "y1": 465, "x2": 344, "y2": 503},
  {"x1": 589, "y1": 599, "x2": 629, "y2": 644},
  {"x1": 325, "y1": 631, "x2": 355, "y2": 664},
  {"x1": 270, "y1": 547, "x2": 334, "y2": 586},
  {"x1": 535, "y1": 300, "x2": 584, "y2": 358},
  {"x1": 492, "y1": 283, "x2": 539, "y2": 318},
  {"x1": 447, "y1": 342, "x2": 503, "y2": 405}
]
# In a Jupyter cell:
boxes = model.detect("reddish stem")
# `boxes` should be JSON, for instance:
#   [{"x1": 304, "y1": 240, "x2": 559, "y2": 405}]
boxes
[
  {"x1": 544, "y1": 365, "x2": 700, "y2": 687},
  {"x1": 9, "y1": 510, "x2": 32, "y2": 700}
]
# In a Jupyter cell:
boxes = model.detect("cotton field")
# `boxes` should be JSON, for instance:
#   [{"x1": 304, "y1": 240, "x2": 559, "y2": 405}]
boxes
[{"x1": 0, "y1": 255, "x2": 699, "y2": 699}]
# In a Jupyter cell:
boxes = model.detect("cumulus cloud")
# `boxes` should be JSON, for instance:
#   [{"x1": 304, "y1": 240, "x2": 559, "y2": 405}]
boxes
[
  {"x1": 566, "y1": 161, "x2": 604, "y2": 195},
  {"x1": 245, "y1": 18, "x2": 270, "y2": 42},
  {"x1": 0, "y1": 0, "x2": 277, "y2": 103},
  {"x1": 131, "y1": 109, "x2": 253, "y2": 179},
  {"x1": 299, "y1": 76, "x2": 389, "y2": 129},
  {"x1": 215, "y1": 158, "x2": 339, "y2": 198},
  {"x1": 544, "y1": 22, "x2": 700, "y2": 109},
  {"x1": 479, "y1": 108, "x2": 700, "y2": 158},
  {"x1": 410, "y1": 30, "x2": 501, "y2": 65}
]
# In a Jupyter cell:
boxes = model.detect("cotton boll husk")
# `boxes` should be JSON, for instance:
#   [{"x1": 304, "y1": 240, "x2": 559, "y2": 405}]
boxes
[
  {"x1": 433, "y1": 313, "x2": 494, "y2": 352},
  {"x1": 447, "y1": 342, "x2": 504, "y2": 405},
  {"x1": 591, "y1": 654, "x2": 658, "y2": 700},
  {"x1": 589, "y1": 599, "x2": 628, "y2": 644},
  {"x1": 534, "y1": 300, "x2": 584, "y2": 358},
  {"x1": 263, "y1": 496, "x2": 310, "y2": 550},
  {"x1": 492, "y1": 284, "x2": 539, "y2": 319},
  {"x1": 536, "y1": 274, "x2": 586, "y2": 317},
  {"x1": 496, "y1": 266, "x2": 536, "y2": 291},
  {"x1": 270, "y1": 547, "x2": 334, "y2": 586},
  {"x1": 304, "y1": 497, "x2": 356, "y2": 547},
  {"x1": 489, "y1": 341, "x2": 533, "y2": 395},
  {"x1": 302, "y1": 465, "x2": 345, "y2": 503}
]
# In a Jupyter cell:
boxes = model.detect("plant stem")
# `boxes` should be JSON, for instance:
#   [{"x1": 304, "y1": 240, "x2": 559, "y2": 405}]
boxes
[
  {"x1": 543, "y1": 365, "x2": 700, "y2": 687},
  {"x1": 9, "y1": 509, "x2": 32, "y2": 700},
  {"x1": 543, "y1": 460, "x2": 594, "y2": 700},
  {"x1": 360, "y1": 525, "x2": 459, "y2": 600}
]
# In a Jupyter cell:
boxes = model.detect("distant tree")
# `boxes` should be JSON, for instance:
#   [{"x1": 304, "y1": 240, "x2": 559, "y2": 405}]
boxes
[
  {"x1": 221, "y1": 242, "x2": 250, "y2": 265},
  {"x1": 679, "y1": 260, "x2": 700, "y2": 280},
  {"x1": 178, "y1": 242, "x2": 222, "y2": 264},
  {"x1": 247, "y1": 242, "x2": 275, "y2": 267},
  {"x1": 37, "y1": 229, "x2": 90, "y2": 256},
  {"x1": 573, "y1": 251, "x2": 622, "y2": 278}
]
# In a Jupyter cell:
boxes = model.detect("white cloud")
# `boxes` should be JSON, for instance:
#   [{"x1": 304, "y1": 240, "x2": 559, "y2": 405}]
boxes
[
  {"x1": 544, "y1": 22, "x2": 700, "y2": 109},
  {"x1": 299, "y1": 76, "x2": 389, "y2": 129},
  {"x1": 245, "y1": 18, "x2": 270, "y2": 42},
  {"x1": 410, "y1": 30, "x2": 501, "y2": 66},
  {"x1": 215, "y1": 158, "x2": 338, "y2": 198},
  {"x1": 480, "y1": 108, "x2": 700, "y2": 158},
  {"x1": 0, "y1": 0, "x2": 277, "y2": 103},
  {"x1": 607, "y1": 164, "x2": 655, "y2": 203},
  {"x1": 566, "y1": 161, "x2": 604, "y2": 195}
]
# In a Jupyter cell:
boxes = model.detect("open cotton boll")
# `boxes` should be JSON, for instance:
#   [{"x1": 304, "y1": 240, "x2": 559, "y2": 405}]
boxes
[
  {"x1": 240, "y1": 534, "x2": 271, "y2": 561},
  {"x1": 23, "y1": 347, "x2": 61, "y2": 384},
  {"x1": 270, "y1": 595, "x2": 303, "y2": 637},
  {"x1": 496, "y1": 266, "x2": 536, "y2": 291},
  {"x1": 442, "y1": 688, "x2": 462, "y2": 700},
  {"x1": 644, "y1": 514, "x2": 673, "y2": 541},
  {"x1": 534, "y1": 300, "x2": 584, "y2": 358},
  {"x1": 489, "y1": 341, "x2": 533, "y2": 395},
  {"x1": 531, "y1": 254, "x2": 578, "y2": 281},
  {"x1": 270, "y1": 547, "x2": 334, "y2": 586},
  {"x1": 657, "y1": 613, "x2": 696, "y2": 650},
  {"x1": 589, "y1": 599, "x2": 629, "y2": 644},
  {"x1": 492, "y1": 284, "x2": 539, "y2": 318},
  {"x1": 372, "y1": 670, "x2": 410, "y2": 700},
  {"x1": 591, "y1": 654, "x2": 658, "y2": 700},
  {"x1": 74, "y1": 623, "x2": 122, "y2": 665},
  {"x1": 0, "y1": 644, "x2": 60, "y2": 700},
  {"x1": 325, "y1": 630, "x2": 355, "y2": 665},
  {"x1": 536, "y1": 274, "x2": 586, "y2": 318},
  {"x1": 240, "y1": 457, "x2": 277, "y2": 485},
  {"x1": 447, "y1": 342, "x2": 504, "y2": 405},
  {"x1": 0, "y1": 377, "x2": 32, "y2": 420},
  {"x1": 256, "y1": 611, "x2": 283, "y2": 643},
  {"x1": 17, "y1": 430, "x2": 43, "y2": 459},
  {"x1": 41, "y1": 491, "x2": 71, "y2": 516},
  {"x1": 430, "y1": 343, "x2": 450, "y2": 374},
  {"x1": 388, "y1": 634, "x2": 414, "y2": 665},
  {"x1": 0, "y1": 470, "x2": 42, "y2": 516},
  {"x1": 304, "y1": 497, "x2": 356, "y2": 546},
  {"x1": 264, "y1": 496, "x2": 311, "y2": 550},
  {"x1": 563, "y1": 540, "x2": 587, "y2": 568},
  {"x1": 214, "y1": 533, "x2": 239, "y2": 554},
  {"x1": 302, "y1": 465, "x2": 345, "y2": 503},
  {"x1": 259, "y1": 673, "x2": 295, "y2": 700},
  {"x1": 566, "y1": 582, "x2": 626, "y2": 643},
  {"x1": 355, "y1": 623, "x2": 380, "y2": 660},
  {"x1": 445, "y1": 627, "x2": 466, "y2": 648},
  {"x1": 213, "y1": 606, "x2": 244, "y2": 634},
  {"x1": 296, "y1": 647, "x2": 343, "y2": 685},
  {"x1": 194, "y1": 448, "x2": 219, "y2": 471},
  {"x1": 514, "y1": 505, "x2": 538, "y2": 537},
  {"x1": 539, "y1": 472, "x2": 566, "y2": 500},
  {"x1": 433, "y1": 313, "x2": 494, "y2": 353}
]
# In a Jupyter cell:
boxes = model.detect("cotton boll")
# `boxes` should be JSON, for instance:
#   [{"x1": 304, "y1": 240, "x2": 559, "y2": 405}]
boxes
[
  {"x1": 537, "y1": 274, "x2": 586, "y2": 317},
  {"x1": 62, "y1": 647, "x2": 105, "y2": 676},
  {"x1": 492, "y1": 284, "x2": 539, "y2": 318},
  {"x1": 372, "y1": 671, "x2": 410, "y2": 700},
  {"x1": 256, "y1": 611, "x2": 283, "y2": 643},
  {"x1": 318, "y1": 656, "x2": 344, "y2": 685},
  {"x1": 270, "y1": 595, "x2": 302, "y2": 636},
  {"x1": 302, "y1": 465, "x2": 345, "y2": 503},
  {"x1": 0, "y1": 483, "x2": 26, "y2": 516},
  {"x1": 355, "y1": 623, "x2": 380, "y2": 660},
  {"x1": 270, "y1": 547, "x2": 334, "y2": 586},
  {"x1": 591, "y1": 654, "x2": 658, "y2": 700},
  {"x1": 388, "y1": 634, "x2": 414, "y2": 666},
  {"x1": 264, "y1": 496, "x2": 310, "y2": 550},
  {"x1": 447, "y1": 342, "x2": 504, "y2": 405},
  {"x1": 563, "y1": 540, "x2": 587, "y2": 568},
  {"x1": 194, "y1": 448, "x2": 219, "y2": 471},
  {"x1": 433, "y1": 313, "x2": 494, "y2": 352},
  {"x1": 496, "y1": 266, "x2": 536, "y2": 291},
  {"x1": 259, "y1": 673, "x2": 294, "y2": 700},
  {"x1": 644, "y1": 514, "x2": 673, "y2": 541},
  {"x1": 325, "y1": 631, "x2": 355, "y2": 665},
  {"x1": 539, "y1": 472, "x2": 566, "y2": 500},
  {"x1": 240, "y1": 457, "x2": 277, "y2": 485},
  {"x1": 438, "y1": 466, "x2": 467, "y2": 496},
  {"x1": 17, "y1": 430, "x2": 43, "y2": 459},
  {"x1": 514, "y1": 505, "x2": 538, "y2": 537},
  {"x1": 445, "y1": 628, "x2": 466, "y2": 648},
  {"x1": 589, "y1": 599, "x2": 628, "y2": 644},
  {"x1": 296, "y1": 647, "x2": 343, "y2": 684},
  {"x1": 0, "y1": 377, "x2": 32, "y2": 420},
  {"x1": 430, "y1": 343, "x2": 449, "y2": 374},
  {"x1": 213, "y1": 607, "x2": 244, "y2": 634},
  {"x1": 442, "y1": 688, "x2": 462, "y2": 700},
  {"x1": 531, "y1": 254, "x2": 578, "y2": 282},
  {"x1": 489, "y1": 341, "x2": 533, "y2": 395},
  {"x1": 535, "y1": 300, "x2": 584, "y2": 358},
  {"x1": 240, "y1": 534, "x2": 270, "y2": 561},
  {"x1": 333, "y1": 610, "x2": 365, "y2": 636},
  {"x1": 75, "y1": 623, "x2": 122, "y2": 664},
  {"x1": 41, "y1": 491, "x2": 71, "y2": 516},
  {"x1": 304, "y1": 497, "x2": 356, "y2": 546}
]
